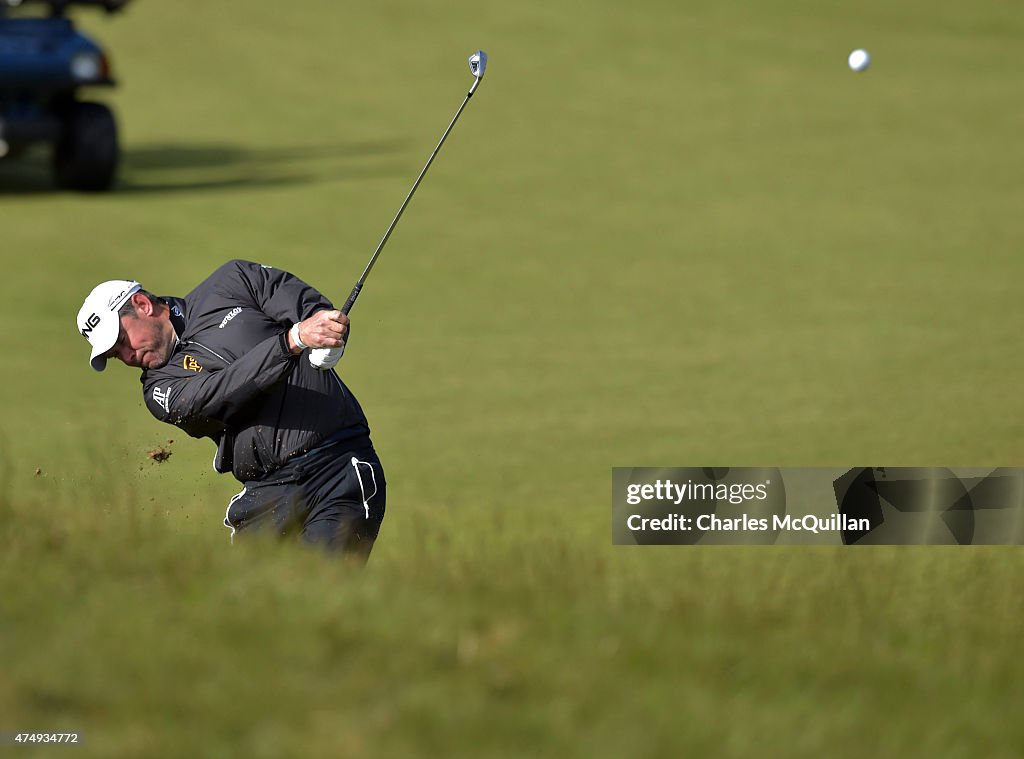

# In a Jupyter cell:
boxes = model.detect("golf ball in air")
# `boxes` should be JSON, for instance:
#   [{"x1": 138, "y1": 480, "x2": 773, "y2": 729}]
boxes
[{"x1": 848, "y1": 49, "x2": 871, "y2": 72}]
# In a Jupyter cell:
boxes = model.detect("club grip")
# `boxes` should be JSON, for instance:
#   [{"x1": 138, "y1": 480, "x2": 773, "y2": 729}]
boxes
[
  {"x1": 312, "y1": 282, "x2": 359, "y2": 370},
  {"x1": 341, "y1": 283, "x2": 362, "y2": 316}
]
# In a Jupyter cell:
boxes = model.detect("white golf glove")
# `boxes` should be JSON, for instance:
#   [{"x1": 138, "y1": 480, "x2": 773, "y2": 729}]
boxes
[{"x1": 309, "y1": 344, "x2": 345, "y2": 370}]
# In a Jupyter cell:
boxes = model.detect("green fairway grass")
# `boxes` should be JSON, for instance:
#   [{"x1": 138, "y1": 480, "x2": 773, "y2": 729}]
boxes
[{"x1": 1, "y1": 0, "x2": 1022, "y2": 755}]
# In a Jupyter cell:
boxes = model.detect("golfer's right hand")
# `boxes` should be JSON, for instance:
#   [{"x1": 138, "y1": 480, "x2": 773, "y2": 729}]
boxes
[{"x1": 289, "y1": 310, "x2": 349, "y2": 353}]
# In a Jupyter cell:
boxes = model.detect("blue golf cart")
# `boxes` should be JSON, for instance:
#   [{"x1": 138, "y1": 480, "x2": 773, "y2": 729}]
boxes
[{"x1": 0, "y1": 0, "x2": 130, "y2": 191}]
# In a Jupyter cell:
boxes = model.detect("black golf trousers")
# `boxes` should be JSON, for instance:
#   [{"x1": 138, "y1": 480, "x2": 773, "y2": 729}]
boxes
[{"x1": 224, "y1": 434, "x2": 386, "y2": 561}]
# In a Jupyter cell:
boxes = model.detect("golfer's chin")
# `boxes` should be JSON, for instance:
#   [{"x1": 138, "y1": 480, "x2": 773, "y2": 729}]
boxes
[{"x1": 141, "y1": 351, "x2": 172, "y2": 370}]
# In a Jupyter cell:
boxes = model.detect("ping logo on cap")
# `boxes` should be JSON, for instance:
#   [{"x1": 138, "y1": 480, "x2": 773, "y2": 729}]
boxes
[{"x1": 81, "y1": 313, "x2": 101, "y2": 338}]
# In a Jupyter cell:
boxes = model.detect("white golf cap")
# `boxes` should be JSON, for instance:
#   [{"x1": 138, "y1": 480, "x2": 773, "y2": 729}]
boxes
[{"x1": 77, "y1": 280, "x2": 141, "y2": 372}]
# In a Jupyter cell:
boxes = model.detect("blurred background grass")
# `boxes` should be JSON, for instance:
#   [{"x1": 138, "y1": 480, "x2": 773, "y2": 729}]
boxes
[{"x1": 1, "y1": 0, "x2": 1022, "y2": 755}]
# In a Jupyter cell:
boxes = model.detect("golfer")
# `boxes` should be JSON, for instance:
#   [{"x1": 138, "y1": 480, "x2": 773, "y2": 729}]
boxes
[{"x1": 76, "y1": 259, "x2": 386, "y2": 560}]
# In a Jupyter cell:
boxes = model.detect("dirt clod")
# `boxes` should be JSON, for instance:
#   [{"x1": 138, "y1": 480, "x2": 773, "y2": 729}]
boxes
[{"x1": 147, "y1": 447, "x2": 173, "y2": 463}]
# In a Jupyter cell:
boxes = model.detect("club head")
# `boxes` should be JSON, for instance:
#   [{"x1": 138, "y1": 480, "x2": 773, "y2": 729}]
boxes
[{"x1": 468, "y1": 50, "x2": 487, "y2": 80}]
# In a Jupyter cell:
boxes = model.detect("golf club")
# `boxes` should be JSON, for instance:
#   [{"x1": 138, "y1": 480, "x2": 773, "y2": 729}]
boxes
[{"x1": 309, "y1": 50, "x2": 488, "y2": 369}]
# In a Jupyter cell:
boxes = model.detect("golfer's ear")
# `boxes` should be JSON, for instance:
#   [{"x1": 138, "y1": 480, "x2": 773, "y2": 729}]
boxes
[{"x1": 133, "y1": 292, "x2": 154, "y2": 316}]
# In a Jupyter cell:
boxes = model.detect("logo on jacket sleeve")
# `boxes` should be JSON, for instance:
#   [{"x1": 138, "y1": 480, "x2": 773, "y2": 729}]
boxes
[
  {"x1": 183, "y1": 355, "x2": 203, "y2": 372},
  {"x1": 152, "y1": 386, "x2": 171, "y2": 413},
  {"x1": 219, "y1": 307, "x2": 242, "y2": 328}
]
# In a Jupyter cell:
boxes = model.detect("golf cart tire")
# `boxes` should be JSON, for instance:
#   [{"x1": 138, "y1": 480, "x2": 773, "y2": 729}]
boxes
[{"x1": 54, "y1": 101, "x2": 119, "y2": 191}]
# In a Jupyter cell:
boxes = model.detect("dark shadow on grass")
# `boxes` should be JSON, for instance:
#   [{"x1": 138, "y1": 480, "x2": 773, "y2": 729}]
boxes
[
  {"x1": 119, "y1": 139, "x2": 411, "y2": 195},
  {"x1": 125, "y1": 139, "x2": 409, "y2": 171},
  {"x1": 0, "y1": 138, "x2": 411, "y2": 196},
  {"x1": 115, "y1": 173, "x2": 315, "y2": 194},
  {"x1": 0, "y1": 151, "x2": 59, "y2": 195}
]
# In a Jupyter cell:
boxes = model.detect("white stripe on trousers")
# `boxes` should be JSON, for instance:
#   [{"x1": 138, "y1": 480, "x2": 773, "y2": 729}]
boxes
[
  {"x1": 224, "y1": 486, "x2": 247, "y2": 544},
  {"x1": 351, "y1": 457, "x2": 378, "y2": 519}
]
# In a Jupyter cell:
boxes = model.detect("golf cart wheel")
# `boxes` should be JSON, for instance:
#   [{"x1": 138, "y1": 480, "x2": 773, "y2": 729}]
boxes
[{"x1": 54, "y1": 101, "x2": 119, "y2": 191}]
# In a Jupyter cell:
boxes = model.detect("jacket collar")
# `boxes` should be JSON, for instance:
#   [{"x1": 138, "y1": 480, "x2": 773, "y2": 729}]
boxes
[{"x1": 162, "y1": 296, "x2": 187, "y2": 340}]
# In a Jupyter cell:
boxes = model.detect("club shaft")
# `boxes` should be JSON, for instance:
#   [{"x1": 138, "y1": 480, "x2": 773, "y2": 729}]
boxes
[{"x1": 342, "y1": 87, "x2": 477, "y2": 315}]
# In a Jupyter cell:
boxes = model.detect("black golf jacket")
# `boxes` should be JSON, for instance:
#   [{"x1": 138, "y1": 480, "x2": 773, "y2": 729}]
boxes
[{"x1": 141, "y1": 260, "x2": 369, "y2": 482}]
